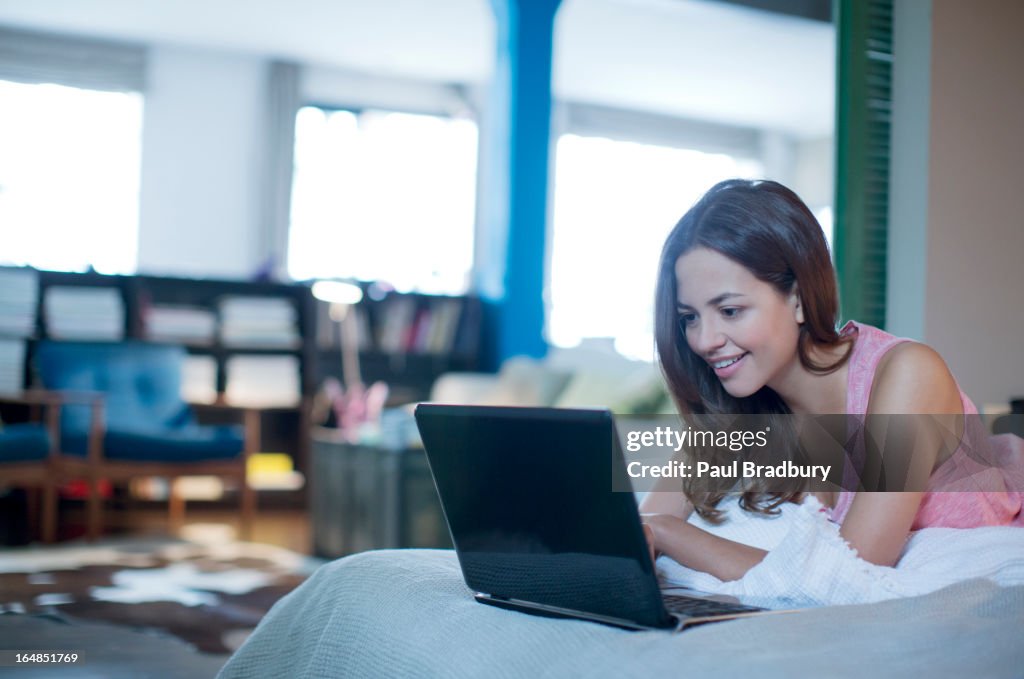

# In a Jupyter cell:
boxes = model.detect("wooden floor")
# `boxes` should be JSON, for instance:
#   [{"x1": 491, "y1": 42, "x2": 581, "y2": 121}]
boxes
[{"x1": 51, "y1": 503, "x2": 313, "y2": 554}]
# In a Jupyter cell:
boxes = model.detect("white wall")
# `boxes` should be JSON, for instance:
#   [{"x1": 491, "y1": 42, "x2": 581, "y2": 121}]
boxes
[
  {"x1": 886, "y1": 0, "x2": 931, "y2": 343},
  {"x1": 924, "y1": 0, "x2": 1024, "y2": 408},
  {"x1": 889, "y1": 0, "x2": 1024, "y2": 408},
  {"x1": 758, "y1": 130, "x2": 798, "y2": 186},
  {"x1": 792, "y1": 135, "x2": 834, "y2": 211},
  {"x1": 136, "y1": 44, "x2": 266, "y2": 278}
]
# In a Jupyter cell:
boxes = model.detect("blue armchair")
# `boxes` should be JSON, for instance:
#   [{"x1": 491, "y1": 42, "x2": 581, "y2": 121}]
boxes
[
  {"x1": 0, "y1": 391, "x2": 61, "y2": 542},
  {"x1": 35, "y1": 341, "x2": 257, "y2": 540}
]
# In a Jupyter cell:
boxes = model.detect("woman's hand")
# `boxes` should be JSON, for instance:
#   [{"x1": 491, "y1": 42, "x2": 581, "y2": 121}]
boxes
[
  {"x1": 641, "y1": 512, "x2": 769, "y2": 582},
  {"x1": 641, "y1": 519, "x2": 659, "y2": 565},
  {"x1": 640, "y1": 513, "x2": 676, "y2": 565}
]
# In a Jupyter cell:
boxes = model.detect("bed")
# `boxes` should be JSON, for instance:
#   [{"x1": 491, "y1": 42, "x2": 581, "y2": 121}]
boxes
[{"x1": 217, "y1": 545, "x2": 1024, "y2": 679}]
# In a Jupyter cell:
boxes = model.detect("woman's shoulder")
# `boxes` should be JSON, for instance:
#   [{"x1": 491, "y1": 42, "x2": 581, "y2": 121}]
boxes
[
  {"x1": 870, "y1": 340, "x2": 963, "y2": 415},
  {"x1": 844, "y1": 320, "x2": 943, "y2": 376},
  {"x1": 842, "y1": 320, "x2": 966, "y2": 415}
]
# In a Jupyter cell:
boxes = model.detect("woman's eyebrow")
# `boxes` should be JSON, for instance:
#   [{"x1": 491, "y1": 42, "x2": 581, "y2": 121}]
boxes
[{"x1": 677, "y1": 292, "x2": 745, "y2": 310}]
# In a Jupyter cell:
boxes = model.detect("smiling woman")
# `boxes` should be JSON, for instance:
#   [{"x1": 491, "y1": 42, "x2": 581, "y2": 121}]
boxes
[
  {"x1": 676, "y1": 250, "x2": 807, "y2": 401},
  {"x1": 658, "y1": 179, "x2": 852, "y2": 419},
  {"x1": 639, "y1": 178, "x2": 1024, "y2": 582}
]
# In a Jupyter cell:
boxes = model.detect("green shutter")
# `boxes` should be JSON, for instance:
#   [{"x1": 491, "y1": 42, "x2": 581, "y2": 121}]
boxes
[{"x1": 833, "y1": 0, "x2": 892, "y2": 329}]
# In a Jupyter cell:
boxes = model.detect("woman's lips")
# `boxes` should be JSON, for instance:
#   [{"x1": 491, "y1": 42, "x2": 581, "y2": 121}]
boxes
[{"x1": 712, "y1": 352, "x2": 747, "y2": 379}]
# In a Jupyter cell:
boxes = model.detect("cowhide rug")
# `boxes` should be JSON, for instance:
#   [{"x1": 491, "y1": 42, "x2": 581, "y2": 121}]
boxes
[{"x1": 0, "y1": 534, "x2": 322, "y2": 655}]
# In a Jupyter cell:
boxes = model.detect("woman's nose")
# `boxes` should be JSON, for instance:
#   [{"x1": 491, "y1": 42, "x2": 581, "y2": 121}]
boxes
[{"x1": 691, "y1": 319, "x2": 726, "y2": 356}]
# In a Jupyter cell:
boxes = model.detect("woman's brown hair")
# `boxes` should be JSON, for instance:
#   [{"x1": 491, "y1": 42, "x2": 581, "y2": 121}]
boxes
[{"x1": 654, "y1": 179, "x2": 853, "y2": 522}]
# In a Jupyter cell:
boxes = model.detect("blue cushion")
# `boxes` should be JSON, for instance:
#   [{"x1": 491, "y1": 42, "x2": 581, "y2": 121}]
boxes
[
  {"x1": 36, "y1": 341, "x2": 246, "y2": 464},
  {"x1": 0, "y1": 423, "x2": 51, "y2": 463},
  {"x1": 60, "y1": 424, "x2": 244, "y2": 462},
  {"x1": 36, "y1": 341, "x2": 190, "y2": 432}
]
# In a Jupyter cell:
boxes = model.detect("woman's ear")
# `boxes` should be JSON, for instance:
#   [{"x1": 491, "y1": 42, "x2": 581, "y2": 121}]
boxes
[{"x1": 790, "y1": 285, "x2": 804, "y2": 324}]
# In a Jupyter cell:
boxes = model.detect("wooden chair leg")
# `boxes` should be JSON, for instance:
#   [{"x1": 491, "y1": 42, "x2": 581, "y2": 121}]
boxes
[
  {"x1": 86, "y1": 476, "x2": 102, "y2": 542},
  {"x1": 240, "y1": 409, "x2": 259, "y2": 541},
  {"x1": 25, "y1": 487, "x2": 39, "y2": 540},
  {"x1": 41, "y1": 482, "x2": 57, "y2": 544},
  {"x1": 240, "y1": 474, "x2": 255, "y2": 541},
  {"x1": 168, "y1": 478, "x2": 185, "y2": 533}
]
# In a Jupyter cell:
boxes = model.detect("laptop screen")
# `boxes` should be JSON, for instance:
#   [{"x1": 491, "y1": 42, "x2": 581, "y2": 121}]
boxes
[{"x1": 415, "y1": 405, "x2": 669, "y2": 627}]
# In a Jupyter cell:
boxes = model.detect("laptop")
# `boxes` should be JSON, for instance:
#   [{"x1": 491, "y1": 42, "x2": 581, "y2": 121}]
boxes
[{"x1": 414, "y1": 404, "x2": 787, "y2": 631}]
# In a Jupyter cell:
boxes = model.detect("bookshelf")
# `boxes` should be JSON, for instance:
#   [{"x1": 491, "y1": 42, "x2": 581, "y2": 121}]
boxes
[
  {"x1": 130, "y1": 274, "x2": 316, "y2": 402},
  {"x1": 0, "y1": 267, "x2": 317, "y2": 496},
  {"x1": 313, "y1": 284, "x2": 483, "y2": 405},
  {"x1": 1, "y1": 267, "x2": 485, "y2": 490}
]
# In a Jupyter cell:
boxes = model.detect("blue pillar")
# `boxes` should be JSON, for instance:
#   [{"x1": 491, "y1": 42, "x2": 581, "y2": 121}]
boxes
[{"x1": 477, "y1": 0, "x2": 560, "y2": 368}]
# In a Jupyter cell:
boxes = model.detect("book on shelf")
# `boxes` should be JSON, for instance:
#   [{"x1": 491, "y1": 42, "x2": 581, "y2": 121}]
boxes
[
  {"x1": 225, "y1": 355, "x2": 301, "y2": 408},
  {"x1": 0, "y1": 338, "x2": 27, "y2": 394},
  {"x1": 145, "y1": 305, "x2": 218, "y2": 345},
  {"x1": 180, "y1": 354, "x2": 218, "y2": 404},
  {"x1": 424, "y1": 298, "x2": 463, "y2": 354},
  {"x1": 219, "y1": 295, "x2": 300, "y2": 349},
  {"x1": 0, "y1": 268, "x2": 39, "y2": 338},
  {"x1": 377, "y1": 296, "x2": 417, "y2": 354},
  {"x1": 451, "y1": 297, "x2": 481, "y2": 358},
  {"x1": 43, "y1": 285, "x2": 125, "y2": 340},
  {"x1": 407, "y1": 307, "x2": 431, "y2": 353},
  {"x1": 219, "y1": 295, "x2": 296, "y2": 321},
  {"x1": 371, "y1": 295, "x2": 468, "y2": 355}
]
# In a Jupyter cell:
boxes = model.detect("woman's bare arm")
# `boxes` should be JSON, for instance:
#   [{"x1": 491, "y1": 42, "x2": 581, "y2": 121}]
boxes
[
  {"x1": 838, "y1": 342, "x2": 962, "y2": 566},
  {"x1": 644, "y1": 514, "x2": 767, "y2": 581},
  {"x1": 636, "y1": 451, "x2": 763, "y2": 580},
  {"x1": 641, "y1": 342, "x2": 962, "y2": 578},
  {"x1": 638, "y1": 469, "x2": 695, "y2": 519}
]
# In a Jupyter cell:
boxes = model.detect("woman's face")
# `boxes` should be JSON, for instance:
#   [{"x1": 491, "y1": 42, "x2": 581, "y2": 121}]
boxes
[{"x1": 675, "y1": 247, "x2": 803, "y2": 398}]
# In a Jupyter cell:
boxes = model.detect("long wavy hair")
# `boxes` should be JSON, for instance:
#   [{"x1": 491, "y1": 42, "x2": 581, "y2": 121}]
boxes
[{"x1": 654, "y1": 179, "x2": 853, "y2": 522}]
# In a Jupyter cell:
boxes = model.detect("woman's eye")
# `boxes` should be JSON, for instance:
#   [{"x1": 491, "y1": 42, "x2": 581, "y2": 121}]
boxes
[
  {"x1": 678, "y1": 313, "x2": 697, "y2": 327},
  {"x1": 721, "y1": 307, "x2": 742, "y2": 319}
]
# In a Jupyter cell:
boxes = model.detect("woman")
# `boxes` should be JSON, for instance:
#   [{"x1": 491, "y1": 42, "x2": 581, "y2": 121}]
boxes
[{"x1": 640, "y1": 179, "x2": 1023, "y2": 582}]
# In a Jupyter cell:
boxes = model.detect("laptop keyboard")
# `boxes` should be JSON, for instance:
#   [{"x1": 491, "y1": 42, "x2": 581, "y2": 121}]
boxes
[{"x1": 662, "y1": 594, "x2": 765, "y2": 618}]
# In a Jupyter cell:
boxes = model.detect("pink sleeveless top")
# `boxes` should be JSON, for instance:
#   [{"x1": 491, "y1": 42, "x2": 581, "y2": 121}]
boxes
[{"x1": 828, "y1": 321, "x2": 1024, "y2": 529}]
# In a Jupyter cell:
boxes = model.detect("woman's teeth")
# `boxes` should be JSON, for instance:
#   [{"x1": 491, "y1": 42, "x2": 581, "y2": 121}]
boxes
[{"x1": 713, "y1": 354, "x2": 745, "y2": 369}]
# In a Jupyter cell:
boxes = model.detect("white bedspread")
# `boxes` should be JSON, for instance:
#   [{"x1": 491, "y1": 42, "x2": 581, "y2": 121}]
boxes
[
  {"x1": 218, "y1": 498, "x2": 1024, "y2": 678},
  {"x1": 219, "y1": 549, "x2": 1024, "y2": 679},
  {"x1": 659, "y1": 496, "x2": 1024, "y2": 606}
]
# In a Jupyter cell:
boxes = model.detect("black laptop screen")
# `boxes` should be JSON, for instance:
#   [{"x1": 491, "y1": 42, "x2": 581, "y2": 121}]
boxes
[{"x1": 415, "y1": 405, "x2": 668, "y2": 626}]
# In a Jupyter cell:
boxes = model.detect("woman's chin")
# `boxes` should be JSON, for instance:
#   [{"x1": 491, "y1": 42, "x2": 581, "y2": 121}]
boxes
[{"x1": 721, "y1": 379, "x2": 760, "y2": 399}]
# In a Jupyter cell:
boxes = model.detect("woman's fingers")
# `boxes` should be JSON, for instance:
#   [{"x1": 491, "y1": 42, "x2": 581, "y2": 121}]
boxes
[{"x1": 642, "y1": 521, "x2": 657, "y2": 565}]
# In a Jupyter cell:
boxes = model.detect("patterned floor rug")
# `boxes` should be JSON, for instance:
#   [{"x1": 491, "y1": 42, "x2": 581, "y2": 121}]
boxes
[{"x1": 0, "y1": 535, "x2": 323, "y2": 656}]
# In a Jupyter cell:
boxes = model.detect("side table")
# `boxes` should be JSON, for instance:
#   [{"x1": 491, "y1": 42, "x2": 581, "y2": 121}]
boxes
[{"x1": 310, "y1": 429, "x2": 452, "y2": 558}]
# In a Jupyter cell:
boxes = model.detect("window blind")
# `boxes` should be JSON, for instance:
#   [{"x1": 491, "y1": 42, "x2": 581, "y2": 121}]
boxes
[
  {"x1": 833, "y1": 0, "x2": 892, "y2": 329},
  {"x1": 0, "y1": 26, "x2": 146, "y2": 92}
]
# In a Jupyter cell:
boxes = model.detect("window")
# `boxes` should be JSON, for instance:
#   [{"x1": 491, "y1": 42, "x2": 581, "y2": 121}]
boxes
[
  {"x1": 287, "y1": 107, "x2": 478, "y2": 294},
  {"x1": 0, "y1": 80, "x2": 143, "y2": 274},
  {"x1": 548, "y1": 133, "x2": 763, "y2": 361}
]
